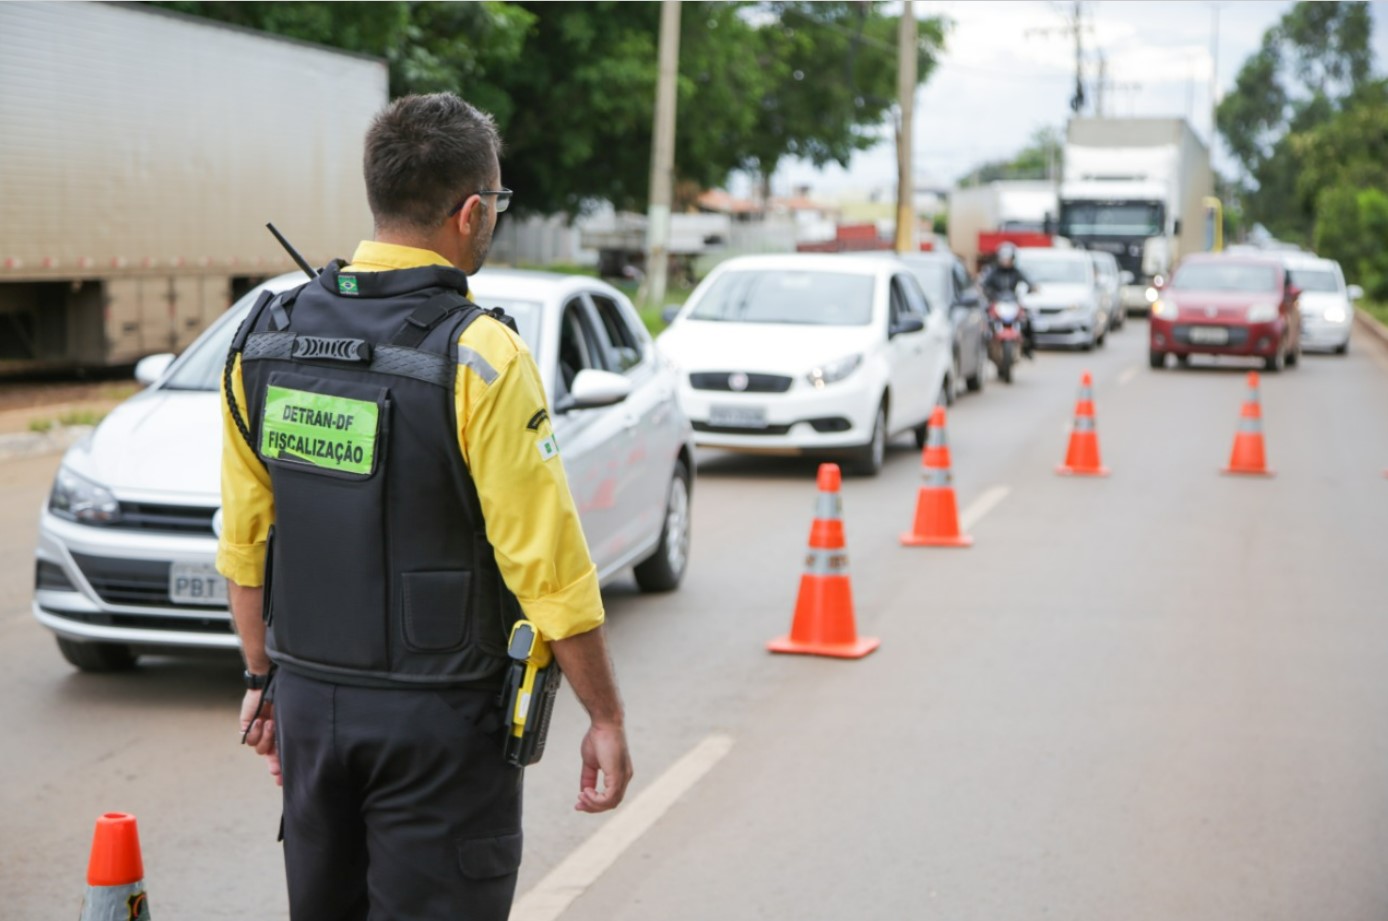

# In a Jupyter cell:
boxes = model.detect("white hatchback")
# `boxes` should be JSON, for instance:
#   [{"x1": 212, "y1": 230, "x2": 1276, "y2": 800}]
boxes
[
  {"x1": 1281, "y1": 254, "x2": 1359, "y2": 354},
  {"x1": 34, "y1": 269, "x2": 694, "y2": 671},
  {"x1": 656, "y1": 254, "x2": 953, "y2": 475}
]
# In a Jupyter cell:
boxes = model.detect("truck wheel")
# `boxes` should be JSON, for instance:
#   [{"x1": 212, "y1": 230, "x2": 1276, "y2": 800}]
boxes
[
  {"x1": 56, "y1": 637, "x2": 137, "y2": 672},
  {"x1": 633, "y1": 459, "x2": 692, "y2": 592}
]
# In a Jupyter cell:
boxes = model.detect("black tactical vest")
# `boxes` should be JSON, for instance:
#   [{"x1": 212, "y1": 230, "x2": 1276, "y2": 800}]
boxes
[{"x1": 230, "y1": 261, "x2": 522, "y2": 689}]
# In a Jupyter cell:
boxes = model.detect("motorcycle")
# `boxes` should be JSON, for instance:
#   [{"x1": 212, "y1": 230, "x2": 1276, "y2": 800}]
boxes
[{"x1": 987, "y1": 293, "x2": 1027, "y2": 384}]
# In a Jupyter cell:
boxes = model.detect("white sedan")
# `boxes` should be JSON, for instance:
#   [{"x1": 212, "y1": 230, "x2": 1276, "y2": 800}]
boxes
[
  {"x1": 34, "y1": 269, "x2": 694, "y2": 671},
  {"x1": 1282, "y1": 253, "x2": 1359, "y2": 354},
  {"x1": 1016, "y1": 247, "x2": 1109, "y2": 350},
  {"x1": 656, "y1": 254, "x2": 953, "y2": 475}
]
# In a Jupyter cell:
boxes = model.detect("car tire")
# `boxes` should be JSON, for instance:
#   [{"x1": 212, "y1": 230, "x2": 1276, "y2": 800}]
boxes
[
  {"x1": 1175, "y1": 354, "x2": 1190, "y2": 367},
  {"x1": 1149, "y1": 350, "x2": 1166, "y2": 370},
  {"x1": 1264, "y1": 342, "x2": 1286, "y2": 373},
  {"x1": 849, "y1": 401, "x2": 888, "y2": 477},
  {"x1": 941, "y1": 363, "x2": 956, "y2": 407},
  {"x1": 56, "y1": 636, "x2": 137, "y2": 672},
  {"x1": 1335, "y1": 340, "x2": 1349, "y2": 355},
  {"x1": 966, "y1": 339, "x2": 986, "y2": 392},
  {"x1": 633, "y1": 459, "x2": 692, "y2": 593}
]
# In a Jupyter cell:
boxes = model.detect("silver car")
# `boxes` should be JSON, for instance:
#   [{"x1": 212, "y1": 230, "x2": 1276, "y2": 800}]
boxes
[
  {"x1": 35, "y1": 270, "x2": 695, "y2": 671},
  {"x1": 1281, "y1": 254, "x2": 1359, "y2": 354},
  {"x1": 1016, "y1": 248, "x2": 1109, "y2": 350}
]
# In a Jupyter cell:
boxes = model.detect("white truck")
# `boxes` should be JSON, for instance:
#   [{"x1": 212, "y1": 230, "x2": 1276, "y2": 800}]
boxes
[
  {"x1": 947, "y1": 181, "x2": 1059, "y2": 272},
  {"x1": 0, "y1": 2, "x2": 388, "y2": 373},
  {"x1": 1058, "y1": 118, "x2": 1213, "y2": 314}
]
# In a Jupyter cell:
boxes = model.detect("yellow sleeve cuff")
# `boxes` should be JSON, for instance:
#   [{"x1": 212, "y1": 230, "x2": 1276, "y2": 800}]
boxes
[
  {"x1": 518, "y1": 565, "x2": 605, "y2": 641},
  {"x1": 216, "y1": 540, "x2": 267, "y2": 588}
]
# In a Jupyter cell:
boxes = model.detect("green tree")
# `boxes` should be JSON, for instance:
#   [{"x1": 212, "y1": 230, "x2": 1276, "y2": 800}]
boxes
[
  {"x1": 958, "y1": 126, "x2": 1062, "y2": 186},
  {"x1": 1215, "y1": 1, "x2": 1373, "y2": 238}
]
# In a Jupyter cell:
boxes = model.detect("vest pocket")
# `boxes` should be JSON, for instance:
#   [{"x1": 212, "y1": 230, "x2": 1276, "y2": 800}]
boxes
[{"x1": 401, "y1": 570, "x2": 472, "y2": 651}]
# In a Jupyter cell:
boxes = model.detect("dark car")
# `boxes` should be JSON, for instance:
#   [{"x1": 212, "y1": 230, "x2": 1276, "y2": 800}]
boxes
[
  {"x1": 893, "y1": 252, "x2": 990, "y2": 401},
  {"x1": 1149, "y1": 254, "x2": 1303, "y2": 372}
]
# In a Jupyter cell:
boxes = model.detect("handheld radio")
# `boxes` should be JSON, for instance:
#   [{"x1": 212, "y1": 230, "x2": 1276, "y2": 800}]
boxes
[{"x1": 501, "y1": 621, "x2": 560, "y2": 767}]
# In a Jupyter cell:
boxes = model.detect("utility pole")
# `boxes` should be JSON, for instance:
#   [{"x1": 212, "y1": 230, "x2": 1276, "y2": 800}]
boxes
[
  {"x1": 1027, "y1": 2, "x2": 1089, "y2": 115},
  {"x1": 894, "y1": 1, "x2": 917, "y2": 253},
  {"x1": 642, "y1": 0, "x2": 681, "y2": 309}
]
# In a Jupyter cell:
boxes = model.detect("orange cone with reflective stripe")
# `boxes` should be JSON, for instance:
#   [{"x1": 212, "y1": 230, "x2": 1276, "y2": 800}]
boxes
[
  {"x1": 80, "y1": 813, "x2": 151, "y2": 920},
  {"x1": 1056, "y1": 371, "x2": 1110, "y2": 476},
  {"x1": 1222, "y1": 371, "x2": 1274, "y2": 476},
  {"x1": 768, "y1": 463, "x2": 879, "y2": 659},
  {"x1": 900, "y1": 406, "x2": 973, "y2": 547}
]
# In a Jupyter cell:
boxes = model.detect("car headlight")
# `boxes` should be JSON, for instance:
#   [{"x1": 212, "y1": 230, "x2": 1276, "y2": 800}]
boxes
[
  {"x1": 806, "y1": 354, "x2": 863, "y2": 389},
  {"x1": 1145, "y1": 287, "x2": 1160, "y2": 303},
  {"x1": 1246, "y1": 303, "x2": 1279, "y2": 323},
  {"x1": 1324, "y1": 305, "x2": 1348, "y2": 323},
  {"x1": 1151, "y1": 299, "x2": 1178, "y2": 320},
  {"x1": 48, "y1": 466, "x2": 120, "y2": 525}
]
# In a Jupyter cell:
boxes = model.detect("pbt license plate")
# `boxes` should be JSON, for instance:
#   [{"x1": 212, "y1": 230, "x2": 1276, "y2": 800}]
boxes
[
  {"x1": 709, "y1": 404, "x2": 766, "y2": 429},
  {"x1": 170, "y1": 561, "x2": 228, "y2": 606},
  {"x1": 1189, "y1": 326, "x2": 1230, "y2": 345}
]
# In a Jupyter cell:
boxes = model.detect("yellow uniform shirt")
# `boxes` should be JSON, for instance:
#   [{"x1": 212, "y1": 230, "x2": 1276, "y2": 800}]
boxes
[{"x1": 216, "y1": 241, "x2": 604, "y2": 641}]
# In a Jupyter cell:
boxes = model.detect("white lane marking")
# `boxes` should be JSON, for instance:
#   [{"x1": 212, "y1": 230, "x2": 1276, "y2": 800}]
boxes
[
  {"x1": 512, "y1": 733, "x2": 735, "y2": 921},
  {"x1": 1118, "y1": 365, "x2": 1140, "y2": 385},
  {"x1": 960, "y1": 485, "x2": 1010, "y2": 531}
]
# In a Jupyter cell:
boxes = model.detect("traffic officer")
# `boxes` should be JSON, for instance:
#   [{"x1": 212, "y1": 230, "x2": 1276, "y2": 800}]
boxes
[{"x1": 216, "y1": 92, "x2": 632, "y2": 920}]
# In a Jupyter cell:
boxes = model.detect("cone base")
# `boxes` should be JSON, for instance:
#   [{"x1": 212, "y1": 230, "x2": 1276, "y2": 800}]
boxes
[
  {"x1": 767, "y1": 634, "x2": 881, "y2": 659},
  {"x1": 1056, "y1": 465, "x2": 1110, "y2": 477},
  {"x1": 1221, "y1": 467, "x2": 1276, "y2": 477},
  {"x1": 899, "y1": 532, "x2": 973, "y2": 547}
]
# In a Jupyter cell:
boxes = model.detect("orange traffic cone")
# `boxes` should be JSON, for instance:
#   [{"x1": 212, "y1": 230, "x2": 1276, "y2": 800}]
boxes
[
  {"x1": 900, "y1": 406, "x2": 972, "y2": 547},
  {"x1": 1056, "y1": 371, "x2": 1110, "y2": 476},
  {"x1": 768, "y1": 463, "x2": 879, "y2": 659},
  {"x1": 80, "y1": 813, "x2": 150, "y2": 920},
  {"x1": 1222, "y1": 371, "x2": 1274, "y2": 476}
]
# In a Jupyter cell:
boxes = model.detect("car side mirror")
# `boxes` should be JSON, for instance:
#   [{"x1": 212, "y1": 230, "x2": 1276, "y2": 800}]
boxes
[
  {"x1": 134, "y1": 353, "x2": 175, "y2": 386},
  {"x1": 555, "y1": 369, "x2": 632, "y2": 414},
  {"x1": 1347, "y1": 284, "x2": 1364, "y2": 301},
  {"x1": 660, "y1": 305, "x2": 682, "y2": 326},
  {"x1": 1119, "y1": 270, "x2": 1135, "y2": 285},
  {"x1": 888, "y1": 315, "x2": 925, "y2": 338}
]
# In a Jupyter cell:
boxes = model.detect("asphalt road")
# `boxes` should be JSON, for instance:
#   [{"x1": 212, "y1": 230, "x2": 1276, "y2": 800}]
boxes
[{"x1": 4, "y1": 323, "x2": 1388, "y2": 919}]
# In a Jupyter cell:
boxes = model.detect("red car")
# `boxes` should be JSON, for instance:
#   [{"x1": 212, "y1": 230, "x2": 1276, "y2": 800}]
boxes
[{"x1": 1149, "y1": 254, "x2": 1302, "y2": 371}]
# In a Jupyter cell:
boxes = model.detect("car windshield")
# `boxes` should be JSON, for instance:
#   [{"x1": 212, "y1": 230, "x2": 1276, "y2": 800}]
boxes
[
  {"x1": 159, "y1": 289, "x2": 545, "y2": 392},
  {"x1": 1060, "y1": 201, "x2": 1163, "y2": 237},
  {"x1": 1172, "y1": 263, "x2": 1278, "y2": 293},
  {"x1": 1288, "y1": 268, "x2": 1339, "y2": 293},
  {"x1": 465, "y1": 296, "x2": 541, "y2": 348},
  {"x1": 688, "y1": 270, "x2": 875, "y2": 326},
  {"x1": 1016, "y1": 255, "x2": 1090, "y2": 284},
  {"x1": 901, "y1": 262, "x2": 951, "y2": 310}
]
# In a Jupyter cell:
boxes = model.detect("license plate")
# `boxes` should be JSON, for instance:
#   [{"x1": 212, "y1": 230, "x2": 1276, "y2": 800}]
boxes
[
  {"x1": 170, "y1": 561, "x2": 227, "y2": 606},
  {"x1": 1189, "y1": 326, "x2": 1229, "y2": 345},
  {"x1": 709, "y1": 404, "x2": 766, "y2": 429}
]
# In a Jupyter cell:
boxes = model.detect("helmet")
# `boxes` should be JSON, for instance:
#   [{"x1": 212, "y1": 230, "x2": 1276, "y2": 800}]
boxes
[{"x1": 997, "y1": 242, "x2": 1017, "y2": 267}]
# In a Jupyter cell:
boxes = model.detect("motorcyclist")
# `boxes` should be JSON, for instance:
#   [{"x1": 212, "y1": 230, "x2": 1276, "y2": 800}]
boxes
[{"x1": 981, "y1": 242, "x2": 1037, "y2": 358}]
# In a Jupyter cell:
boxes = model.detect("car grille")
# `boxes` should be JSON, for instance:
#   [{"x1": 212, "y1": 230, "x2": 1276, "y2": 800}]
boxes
[
  {"x1": 70, "y1": 552, "x2": 186, "y2": 608},
  {"x1": 51, "y1": 610, "x2": 233, "y2": 636},
  {"x1": 689, "y1": 372, "x2": 793, "y2": 393},
  {"x1": 112, "y1": 502, "x2": 217, "y2": 535},
  {"x1": 692, "y1": 421, "x2": 793, "y2": 436},
  {"x1": 36, "y1": 559, "x2": 76, "y2": 591}
]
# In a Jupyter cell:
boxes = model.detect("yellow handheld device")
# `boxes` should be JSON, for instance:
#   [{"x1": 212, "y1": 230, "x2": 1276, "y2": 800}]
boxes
[{"x1": 502, "y1": 620, "x2": 560, "y2": 767}]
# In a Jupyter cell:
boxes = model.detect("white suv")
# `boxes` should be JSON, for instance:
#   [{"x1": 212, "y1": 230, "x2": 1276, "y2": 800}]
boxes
[{"x1": 1281, "y1": 254, "x2": 1359, "y2": 354}]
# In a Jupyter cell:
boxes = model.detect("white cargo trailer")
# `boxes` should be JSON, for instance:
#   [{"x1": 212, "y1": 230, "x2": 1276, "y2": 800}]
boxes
[
  {"x1": 0, "y1": 2, "x2": 387, "y2": 372},
  {"x1": 947, "y1": 181, "x2": 1058, "y2": 271},
  {"x1": 1058, "y1": 118, "x2": 1213, "y2": 313}
]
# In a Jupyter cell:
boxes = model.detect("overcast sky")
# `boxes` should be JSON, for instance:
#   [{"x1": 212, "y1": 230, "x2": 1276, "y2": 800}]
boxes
[{"x1": 759, "y1": 0, "x2": 1388, "y2": 199}]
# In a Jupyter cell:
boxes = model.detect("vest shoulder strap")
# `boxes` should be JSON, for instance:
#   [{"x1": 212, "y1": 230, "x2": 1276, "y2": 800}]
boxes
[{"x1": 390, "y1": 291, "x2": 475, "y2": 348}]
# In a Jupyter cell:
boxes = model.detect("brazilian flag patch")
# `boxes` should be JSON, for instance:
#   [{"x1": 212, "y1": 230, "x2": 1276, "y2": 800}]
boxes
[{"x1": 337, "y1": 275, "x2": 360, "y2": 296}]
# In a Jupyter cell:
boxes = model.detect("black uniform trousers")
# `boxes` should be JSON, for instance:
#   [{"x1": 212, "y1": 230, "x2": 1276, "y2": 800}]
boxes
[{"x1": 274, "y1": 668, "x2": 524, "y2": 921}]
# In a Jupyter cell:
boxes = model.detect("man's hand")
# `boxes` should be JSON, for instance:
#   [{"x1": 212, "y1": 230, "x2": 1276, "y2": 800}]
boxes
[
  {"x1": 576, "y1": 721, "x2": 632, "y2": 813},
  {"x1": 239, "y1": 688, "x2": 282, "y2": 787}
]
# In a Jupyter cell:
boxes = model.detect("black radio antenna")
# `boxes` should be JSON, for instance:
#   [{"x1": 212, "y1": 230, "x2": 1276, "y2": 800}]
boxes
[{"x1": 266, "y1": 223, "x2": 318, "y2": 279}]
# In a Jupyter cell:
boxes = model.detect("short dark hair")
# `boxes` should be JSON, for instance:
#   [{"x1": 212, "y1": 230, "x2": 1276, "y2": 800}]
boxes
[{"x1": 363, "y1": 93, "x2": 502, "y2": 231}]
